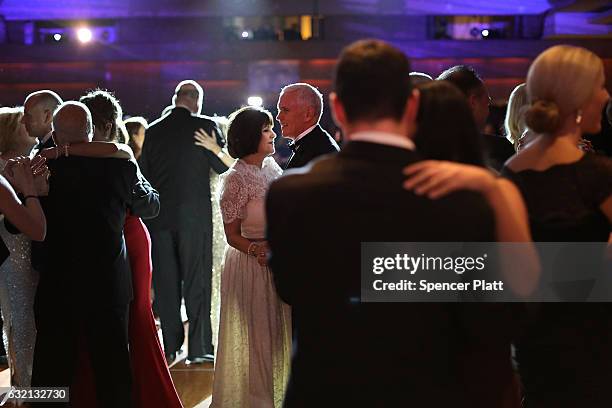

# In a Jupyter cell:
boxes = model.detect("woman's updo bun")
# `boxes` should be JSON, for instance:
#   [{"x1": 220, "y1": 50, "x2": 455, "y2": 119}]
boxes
[{"x1": 525, "y1": 99, "x2": 560, "y2": 134}]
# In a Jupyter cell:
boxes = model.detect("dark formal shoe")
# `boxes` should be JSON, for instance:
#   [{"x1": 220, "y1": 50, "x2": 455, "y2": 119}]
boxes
[
  {"x1": 165, "y1": 352, "x2": 177, "y2": 364},
  {"x1": 186, "y1": 354, "x2": 214, "y2": 365}
]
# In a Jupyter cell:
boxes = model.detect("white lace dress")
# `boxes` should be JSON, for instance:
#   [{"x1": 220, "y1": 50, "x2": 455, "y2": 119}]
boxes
[
  {"x1": 211, "y1": 157, "x2": 291, "y2": 408},
  {"x1": 0, "y1": 158, "x2": 38, "y2": 387}
]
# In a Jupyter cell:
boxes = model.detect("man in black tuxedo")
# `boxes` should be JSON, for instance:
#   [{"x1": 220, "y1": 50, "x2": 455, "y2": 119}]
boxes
[
  {"x1": 22, "y1": 90, "x2": 63, "y2": 154},
  {"x1": 276, "y1": 82, "x2": 339, "y2": 170},
  {"x1": 140, "y1": 80, "x2": 229, "y2": 363},
  {"x1": 31, "y1": 102, "x2": 159, "y2": 407},
  {"x1": 267, "y1": 40, "x2": 515, "y2": 407},
  {"x1": 437, "y1": 65, "x2": 515, "y2": 171}
]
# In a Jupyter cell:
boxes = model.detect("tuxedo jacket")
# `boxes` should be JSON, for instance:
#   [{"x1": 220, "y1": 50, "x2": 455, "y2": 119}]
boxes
[
  {"x1": 34, "y1": 134, "x2": 56, "y2": 153},
  {"x1": 267, "y1": 141, "x2": 515, "y2": 407},
  {"x1": 29, "y1": 135, "x2": 56, "y2": 266},
  {"x1": 284, "y1": 125, "x2": 339, "y2": 170},
  {"x1": 140, "y1": 107, "x2": 229, "y2": 231},
  {"x1": 483, "y1": 133, "x2": 515, "y2": 172},
  {"x1": 37, "y1": 157, "x2": 159, "y2": 310}
]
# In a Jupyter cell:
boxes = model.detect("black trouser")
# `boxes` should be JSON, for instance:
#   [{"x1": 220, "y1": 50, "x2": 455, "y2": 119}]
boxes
[
  {"x1": 32, "y1": 299, "x2": 132, "y2": 408},
  {"x1": 150, "y1": 221, "x2": 213, "y2": 358}
]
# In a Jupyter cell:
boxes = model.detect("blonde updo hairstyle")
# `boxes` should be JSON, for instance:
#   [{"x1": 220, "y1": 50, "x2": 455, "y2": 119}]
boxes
[
  {"x1": 525, "y1": 45, "x2": 604, "y2": 135},
  {"x1": 504, "y1": 83, "x2": 528, "y2": 148},
  {"x1": 0, "y1": 107, "x2": 24, "y2": 153}
]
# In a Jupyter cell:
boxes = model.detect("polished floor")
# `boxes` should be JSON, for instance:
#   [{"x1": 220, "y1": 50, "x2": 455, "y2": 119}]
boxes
[{"x1": 0, "y1": 321, "x2": 214, "y2": 408}]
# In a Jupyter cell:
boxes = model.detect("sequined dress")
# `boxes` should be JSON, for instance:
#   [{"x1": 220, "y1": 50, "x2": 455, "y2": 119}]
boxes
[
  {"x1": 0, "y1": 159, "x2": 39, "y2": 387},
  {"x1": 211, "y1": 157, "x2": 291, "y2": 408}
]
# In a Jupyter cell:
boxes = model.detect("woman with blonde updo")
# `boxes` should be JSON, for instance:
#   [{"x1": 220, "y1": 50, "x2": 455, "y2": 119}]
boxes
[
  {"x1": 503, "y1": 83, "x2": 532, "y2": 150},
  {"x1": 502, "y1": 45, "x2": 612, "y2": 406},
  {"x1": 0, "y1": 107, "x2": 42, "y2": 388}
]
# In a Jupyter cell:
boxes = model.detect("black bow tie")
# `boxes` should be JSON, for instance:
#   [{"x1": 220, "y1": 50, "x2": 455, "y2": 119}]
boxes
[{"x1": 288, "y1": 140, "x2": 300, "y2": 152}]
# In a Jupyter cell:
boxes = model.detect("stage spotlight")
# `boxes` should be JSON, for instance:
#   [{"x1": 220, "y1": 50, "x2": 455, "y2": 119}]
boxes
[
  {"x1": 247, "y1": 96, "x2": 263, "y2": 108},
  {"x1": 241, "y1": 31, "x2": 249, "y2": 39},
  {"x1": 53, "y1": 33, "x2": 62, "y2": 42},
  {"x1": 481, "y1": 29, "x2": 490, "y2": 38},
  {"x1": 77, "y1": 27, "x2": 93, "y2": 43}
]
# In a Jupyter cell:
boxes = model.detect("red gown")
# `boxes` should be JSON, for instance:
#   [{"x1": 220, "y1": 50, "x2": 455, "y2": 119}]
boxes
[{"x1": 71, "y1": 215, "x2": 183, "y2": 408}]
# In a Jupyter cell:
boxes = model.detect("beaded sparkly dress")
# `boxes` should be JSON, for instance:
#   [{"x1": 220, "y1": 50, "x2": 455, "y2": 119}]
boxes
[{"x1": 0, "y1": 158, "x2": 39, "y2": 387}]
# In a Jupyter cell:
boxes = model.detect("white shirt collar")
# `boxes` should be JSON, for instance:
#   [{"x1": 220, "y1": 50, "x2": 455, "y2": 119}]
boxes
[
  {"x1": 39, "y1": 130, "x2": 53, "y2": 145},
  {"x1": 350, "y1": 131, "x2": 415, "y2": 151},
  {"x1": 293, "y1": 124, "x2": 318, "y2": 144}
]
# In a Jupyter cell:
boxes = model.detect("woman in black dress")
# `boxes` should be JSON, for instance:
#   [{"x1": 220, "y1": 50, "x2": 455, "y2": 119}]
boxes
[{"x1": 502, "y1": 45, "x2": 611, "y2": 407}]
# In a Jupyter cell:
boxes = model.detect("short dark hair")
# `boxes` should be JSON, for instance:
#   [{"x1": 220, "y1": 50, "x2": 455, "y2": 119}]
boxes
[
  {"x1": 80, "y1": 89, "x2": 127, "y2": 143},
  {"x1": 414, "y1": 81, "x2": 485, "y2": 167},
  {"x1": 334, "y1": 39, "x2": 412, "y2": 122},
  {"x1": 227, "y1": 106, "x2": 274, "y2": 159},
  {"x1": 436, "y1": 65, "x2": 485, "y2": 97}
]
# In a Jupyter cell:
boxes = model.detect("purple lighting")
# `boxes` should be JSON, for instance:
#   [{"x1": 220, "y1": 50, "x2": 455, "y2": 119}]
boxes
[{"x1": 1, "y1": 0, "x2": 553, "y2": 21}]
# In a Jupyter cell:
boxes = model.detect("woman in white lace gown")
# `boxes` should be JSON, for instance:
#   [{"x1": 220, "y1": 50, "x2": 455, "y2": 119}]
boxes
[
  {"x1": 211, "y1": 107, "x2": 291, "y2": 408},
  {"x1": 0, "y1": 107, "x2": 39, "y2": 387}
]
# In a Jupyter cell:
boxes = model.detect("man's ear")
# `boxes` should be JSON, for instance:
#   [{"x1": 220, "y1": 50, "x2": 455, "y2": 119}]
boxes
[
  {"x1": 104, "y1": 122, "x2": 113, "y2": 139},
  {"x1": 467, "y1": 93, "x2": 479, "y2": 111},
  {"x1": 329, "y1": 92, "x2": 347, "y2": 129},
  {"x1": 304, "y1": 105, "x2": 316, "y2": 123},
  {"x1": 404, "y1": 88, "x2": 420, "y2": 125},
  {"x1": 44, "y1": 109, "x2": 53, "y2": 126}
]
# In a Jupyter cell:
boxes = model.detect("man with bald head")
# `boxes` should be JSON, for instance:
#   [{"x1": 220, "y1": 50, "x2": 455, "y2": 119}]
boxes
[
  {"x1": 22, "y1": 90, "x2": 63, "y2": 154},
  {"x1": 31, "y1": 101, "x2": 159, "y2": 406},
  {"x1": 140, "y1": 79, "x2": 228, "y2": 364},
  {"x1": 276, "y1": 82, "x2": 339, "y2": 170}
]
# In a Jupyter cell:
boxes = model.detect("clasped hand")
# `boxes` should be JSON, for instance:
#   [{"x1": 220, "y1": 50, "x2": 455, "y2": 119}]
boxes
[
  {"x1": 254, "y1": 242, "x2": 269, "y2": 267},
  {"x1": 2, "y1": 156, "x2": 49, "y2": 196}
]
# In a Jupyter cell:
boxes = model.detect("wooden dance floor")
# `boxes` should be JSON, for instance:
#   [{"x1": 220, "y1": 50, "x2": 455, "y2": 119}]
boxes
[{"x1": 0, "y1": 321, "x2": 215, "y2": 408}]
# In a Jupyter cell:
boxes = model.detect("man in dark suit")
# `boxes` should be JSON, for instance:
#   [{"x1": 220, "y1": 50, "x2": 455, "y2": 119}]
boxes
[
  {"x1": 267, "y1": 40, "x2": 515, "y2": 407},
  {"x1": 437, "y1": 65, "x2": 515, "y2": 171},
  {"x1": 21, "y1": 90, "x2": 63, "y2": 154},
  {"x1": 276, "y1": 82, "x2": 339, "y2": 170},
  {"x1": 31, "y1": 102, "x2": 159, "y2": 407},
  {"x1": 140, "y1": 80, "x2": 229, "y2": 363}
]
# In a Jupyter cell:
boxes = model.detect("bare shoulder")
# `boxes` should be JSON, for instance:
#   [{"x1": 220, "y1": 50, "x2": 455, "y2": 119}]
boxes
[{"x1": 503, "y1": 148, "x2": 532, "y2": 172}]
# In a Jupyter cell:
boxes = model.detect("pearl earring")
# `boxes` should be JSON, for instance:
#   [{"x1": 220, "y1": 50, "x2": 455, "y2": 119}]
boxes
[{"x1": 576, "y1": 110, "x2": 583, "y2": 125}]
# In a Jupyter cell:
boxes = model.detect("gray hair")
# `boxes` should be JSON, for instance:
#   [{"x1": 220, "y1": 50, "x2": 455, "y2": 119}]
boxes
[
  {"x1": 280, "y1": 83, "x2": 323, "y2": 123},
  {"x1": 173, "y1": 80, "x2": 204, "y2": 109},
  {"x1": 52, "y1": 101, "x2": 93, "y2": 144},
  {"x1": 24, "y1": 90, "x2": 63, "y2": 112}
]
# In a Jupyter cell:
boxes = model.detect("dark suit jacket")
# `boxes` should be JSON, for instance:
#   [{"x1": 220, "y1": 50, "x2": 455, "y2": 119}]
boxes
[
  {"x1": 140, "y1": 107, "x2": 229, "y2": 231},
  {"x1": 30, "y1": 135, "x2": 56, "y2": 267},
  {"x1": 284, "y1": 124, "x2": 339, "y2": 170},
  {"x1": 37, "y1": 157, "x2": 159, "y2": 309},
  {"x1": 483, "y1": 133, "x2": 515, "y2": 172},
  {"x1": 267, "y1": 141, "x2": 514, "y2": 407}
]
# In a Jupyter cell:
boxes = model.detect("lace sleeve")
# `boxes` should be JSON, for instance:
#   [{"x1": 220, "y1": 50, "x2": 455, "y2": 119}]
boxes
[
  {"x1": 263, "y1": 157, "x2": 283, "y2": 182},
  {"x1": 219, "y1": 170, "x2": 248, "y2": 223}
]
